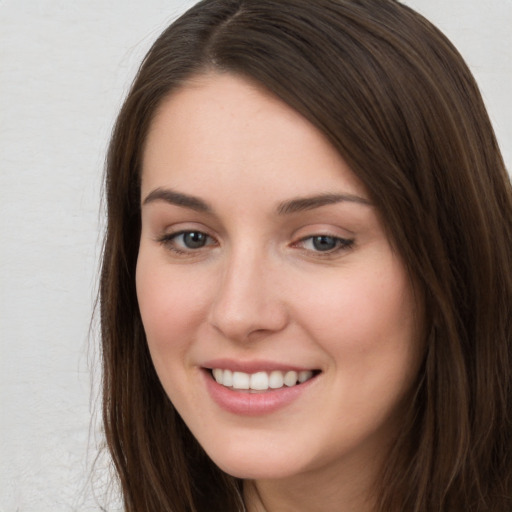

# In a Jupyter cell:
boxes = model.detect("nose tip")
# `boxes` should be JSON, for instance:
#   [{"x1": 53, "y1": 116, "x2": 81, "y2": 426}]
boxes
[
  {"x1": 208, "y1": 259, "x2": 289, "y2": 342},
  {"x1": 209, "y1": 297, "x2": 288, "y2": 342}
]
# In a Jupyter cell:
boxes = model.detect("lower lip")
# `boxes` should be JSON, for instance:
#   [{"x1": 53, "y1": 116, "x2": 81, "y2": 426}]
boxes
[{"x1": 202, "y1": 370, "x2": 318, "y2": 416}]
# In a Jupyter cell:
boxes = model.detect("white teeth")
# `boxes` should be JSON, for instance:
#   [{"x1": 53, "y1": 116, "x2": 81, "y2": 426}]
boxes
[
  {"x1": 223, "y1": 369, "x2": 233, "y2": 387},
  {"x1": 250, "y1": 371, "x2": 268, "y2": 390},
  {"x1": 269, "y1": 370, "x2": 284, "y2": 389},
  {"x1": 232, "y1": 371, "x2": 250, "y2": 389},
  {"x1": 298, "y1": 370, "x2": 313, "y2": 383},
  {"x1": 284, "y1": 371, "x2": 298, "y2": 387},
  {"x1": 213, "y1": 368, "x2": 223, "y2": 383},
  {"x1": 211, "y1": 368, "x2": 316, "y2": 390}
]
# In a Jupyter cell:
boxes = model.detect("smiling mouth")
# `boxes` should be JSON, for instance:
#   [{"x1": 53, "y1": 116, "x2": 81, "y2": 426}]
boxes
[{"x1": 208, "y1": 368, "x2": 321, "y2": 392}]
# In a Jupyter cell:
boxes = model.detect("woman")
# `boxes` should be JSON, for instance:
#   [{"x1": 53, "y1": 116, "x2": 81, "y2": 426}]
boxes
[{"x1": 99, "y1": 0, "x2": 512, "y2": 510}]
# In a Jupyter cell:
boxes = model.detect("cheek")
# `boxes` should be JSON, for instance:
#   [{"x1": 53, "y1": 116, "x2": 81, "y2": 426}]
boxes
[
  {"x1": 293, "y1": 259, "x2": 422, "y2": 379},
  {"x1": 135, "y1": 251, "x2": 211, "y2": 362},
  {"x1": 301, "y1": 268, "x2": 422, "y2": 433},
  {"x1": 135, "y1": 255, "x2": 217, "y2": 414},
  {"x1": 300, "y1": 270, "x2": 413, "y2": 335}
]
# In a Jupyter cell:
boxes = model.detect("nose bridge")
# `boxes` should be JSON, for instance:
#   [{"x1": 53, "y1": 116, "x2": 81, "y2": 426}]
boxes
[{"x1": 208, "y1": 241, "x2": 287, "y2": 341}]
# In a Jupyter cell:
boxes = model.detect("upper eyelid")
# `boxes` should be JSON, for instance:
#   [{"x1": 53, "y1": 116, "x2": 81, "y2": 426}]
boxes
[
  {"x1": 156, "y1": 227, "x2": 355, "y2": 251},
  {"x1": 296, "y1": 233, "x2": 353, "y2": 242},
  {"x1": 158, "y1": 223, "x2": 216, "y2": 238},
  {"x1": 290, "y1": 221, "x2": 357, "y2": 237},
  {"x1": 292, "y1": 229, "x2": 354, "y2": 244},
  {"x1": 160, "y1": 229, "x2": 216, "y2": 243},
  {"x1": 158, "y1": 229, "x2": 354, "y2": 241},
  {"x1": 293, "y1": 234, "x2": 354, "y2": 247}
]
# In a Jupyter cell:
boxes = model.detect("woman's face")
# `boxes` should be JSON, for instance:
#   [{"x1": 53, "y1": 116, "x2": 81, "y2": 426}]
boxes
[{"x1": 136, "y1": 73, "x2": 424, "y2": 484}]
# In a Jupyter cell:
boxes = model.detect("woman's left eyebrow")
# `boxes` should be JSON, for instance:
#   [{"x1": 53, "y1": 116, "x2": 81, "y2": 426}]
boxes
[{"x1": 277, "y1": 193, "x2": 371, "y2": 215}]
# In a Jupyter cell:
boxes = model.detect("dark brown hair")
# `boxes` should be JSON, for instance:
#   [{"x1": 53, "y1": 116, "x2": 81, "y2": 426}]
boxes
[{"x1": 100, "y1": 0, "x2": 512, "y2": 510}]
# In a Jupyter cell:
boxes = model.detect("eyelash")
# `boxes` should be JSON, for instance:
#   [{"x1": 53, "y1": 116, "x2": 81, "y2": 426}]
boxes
[
  {"x1": 157, "y1": 230, "x2": 355, "y2": 257},
  {"x1": 157, "y1": 231, "x2": 217, "y2": 255},
  {"x1": 294, "y1": 235, "x2": 355, "y2": 255}
]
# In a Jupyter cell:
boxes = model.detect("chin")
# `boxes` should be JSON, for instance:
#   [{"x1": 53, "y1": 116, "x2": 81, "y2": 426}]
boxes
[{"x1": 204, "y1": 442, "x2": 305, "y2": 480}]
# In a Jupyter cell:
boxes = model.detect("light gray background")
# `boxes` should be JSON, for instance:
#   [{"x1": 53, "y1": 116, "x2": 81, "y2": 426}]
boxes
[{"x1": 1, "y1": 1, "x2": 511, "y2": 510}]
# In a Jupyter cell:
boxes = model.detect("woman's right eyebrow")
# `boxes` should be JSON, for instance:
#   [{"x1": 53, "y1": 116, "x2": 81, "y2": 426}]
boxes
[{"x1": 142, "y1": 187, "x2": 212, "y2": 213}]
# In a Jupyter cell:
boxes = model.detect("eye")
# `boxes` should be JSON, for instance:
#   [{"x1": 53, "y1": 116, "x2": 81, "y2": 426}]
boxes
[
  {"x1": 297, "y1": 235, "x2": 354, "y2": 253},
  {"x1": 158, "y1": 230, "x2": 216, "y2": 253},
  {"x1": 178, "y1": 231, "x2": 210, "y2": 249}
]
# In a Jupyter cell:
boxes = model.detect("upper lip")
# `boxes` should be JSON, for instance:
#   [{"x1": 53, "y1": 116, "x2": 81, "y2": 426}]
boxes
[{"x1": 201, "y1": 358, "x2": 318, "y2": 374}]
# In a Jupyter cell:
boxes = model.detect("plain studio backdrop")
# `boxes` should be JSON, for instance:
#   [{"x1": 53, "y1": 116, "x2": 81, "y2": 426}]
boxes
[{"x1": 0, "y1": 1, "x2": 510, "y2": 510}]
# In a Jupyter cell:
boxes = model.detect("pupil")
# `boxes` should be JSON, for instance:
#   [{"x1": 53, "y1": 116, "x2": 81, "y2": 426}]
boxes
[
  {"x1": 312, "y1": 236, "x2": 337, "y2": 251},
  {"x1": 184, "y1": 232, "x2": 207, "y2": 249}
]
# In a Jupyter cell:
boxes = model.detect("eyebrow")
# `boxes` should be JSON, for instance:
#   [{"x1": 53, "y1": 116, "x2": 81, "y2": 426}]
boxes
[
  {"x1": 142, "y1": 187, "x2": 212, "y2": 212},
  {"x1": 277, "y1": 193, "x2": 371, "y2": 215},
  {"x1": 142, "y1": 187, "x2": 371, "y2": 214}
]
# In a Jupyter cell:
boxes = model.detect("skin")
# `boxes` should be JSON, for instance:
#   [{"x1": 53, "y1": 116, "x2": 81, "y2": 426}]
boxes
[{"x1": 136, "y1": 72, "x2": 424, "y2": 511}]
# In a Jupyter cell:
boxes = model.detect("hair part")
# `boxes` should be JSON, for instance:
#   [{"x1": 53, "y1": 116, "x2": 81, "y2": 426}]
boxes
[{"x1": 100, "y1": 1, "x2": 512, "y2": 510}]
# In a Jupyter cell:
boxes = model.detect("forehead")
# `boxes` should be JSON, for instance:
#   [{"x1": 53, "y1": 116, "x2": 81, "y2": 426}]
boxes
[{"x1": 141, "y1": 72, "x2": 367, "y2": 203}]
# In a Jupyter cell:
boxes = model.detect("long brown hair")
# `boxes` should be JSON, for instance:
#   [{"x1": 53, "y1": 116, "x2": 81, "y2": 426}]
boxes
[{"x1": 99, "y1": 0, "x2": 512, "y2": 510}]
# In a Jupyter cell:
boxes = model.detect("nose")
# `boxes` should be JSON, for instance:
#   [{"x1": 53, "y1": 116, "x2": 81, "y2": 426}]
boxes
[{"x1": 208, "y1": 247, "x2": 289, "y2": 342}]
